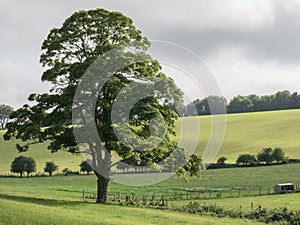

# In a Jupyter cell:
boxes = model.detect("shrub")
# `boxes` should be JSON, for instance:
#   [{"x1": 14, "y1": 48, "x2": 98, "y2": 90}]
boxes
[{"x1": 175, "y1": 202, "x2": 300, "y2": 224}]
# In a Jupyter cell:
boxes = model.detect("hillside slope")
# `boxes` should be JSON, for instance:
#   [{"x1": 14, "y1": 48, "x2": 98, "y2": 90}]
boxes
[
  {"x1": 1, "y1": 109, "x2": 300, "y2": 173},
  {"x1": 189, "y1": 109, "x2": 300, "y2": 162}
]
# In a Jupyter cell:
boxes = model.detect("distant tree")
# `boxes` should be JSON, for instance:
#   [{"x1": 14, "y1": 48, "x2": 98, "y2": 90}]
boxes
[
  {"x1": 227, "y1": 96, "x2": 254, "y2": 113},
  {"x1": 79, "y1": 160, "x2": 93, "y2": 175},
  {"x1": 206, "y1": 96, "x2": 227, "y2": 115},
  {"x1": 247, "y1": 94, "x2": 264, "y2": 112},
  {"x1": 10, "y1": 156, "x2": 36, "y2": 177},
  {"x1": 44, "y1": 161, "x2": 58, "y2": 176},
  {"x1": 116, "y1": 162, "x2": 130, "y2": 173},
  {"x1": 24, "y1": 157, "x2": 37, "y2": 177},
  {"x1": 0, "y1": 104, "x2": 13, "y2": 129},
  {"x1": 193, "y1": 98, "x2": 208, "y2": 115},
  {"x1": 257, "y1": 148, "x2": 273, "y2": 165},
  {"x1": 290, "y1": 92, "x2": 300, "y2": 109},
  {"x1": 184, "y1": 101, "x2": 198, "y2": 117},
  {"x1": 217, "y1": 156, "x2": 227, "y2": 165},
  {"x1": 236, "y1": 154, "x2": 257, "y2": 166},
  {"x1": 260, "y1": 95, "x2": 274, "y2": 111},
  {"x1": 192, "y1": 96, "x2": 227, "y2": 116},
  {"x1": 11, "y1": 156, "x2": 27, "y2": 178},
  {"x1": 272, "y1": 90, "x2": 291, "y2": 110},
  {"x1": 272, "y1": 147, "x2": 285, "y2": 164}
]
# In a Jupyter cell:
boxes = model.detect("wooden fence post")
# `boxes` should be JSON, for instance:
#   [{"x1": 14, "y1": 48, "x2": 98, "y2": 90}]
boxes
[
  {"x1": 143, "y1": 195, "x2": 147, "y2": 206},
  {"x1": 118, "y1": 192, "x2": 121, "y2": 202},
  {"x1": 162, "y1": 193, "x2": 165, "y2": 206},
  {"x1": 259, "y1": 187, "x2": 262, "y2": 195}
]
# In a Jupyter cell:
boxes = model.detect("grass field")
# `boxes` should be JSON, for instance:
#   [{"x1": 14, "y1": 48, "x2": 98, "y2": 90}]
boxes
[
  {"x1": 1, "y1": 163, "x2": 300, "y2": 206},
  {"x1": 0, "y1": 131, "x2": 83, "y2": 173},
  {"x1": 1, "y1": 109, "x2": 300, "y2": 224},
  {"x1": 191, "y1": 109, "x2": 300, "y2": 162},
  {"x1": 0, "y1": 175, "x2": 266, "y2": 225},
  {"x1": 0, "y1": 164, "x2": 299, "y2": 224},
  {"x1": 172, "y1": 192, "x2": 300, "y2": 211},
  {"x1": 0, "y1": 197, "x2": 264, "y2": 225},
  {"x1": 1, "y1": 109, "x2": 300, "y2": 174}
]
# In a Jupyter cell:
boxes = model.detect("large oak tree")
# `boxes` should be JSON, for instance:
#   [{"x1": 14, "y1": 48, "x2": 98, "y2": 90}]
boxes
[{"x1": 4, "y1": 9, "x2": 185, "y2": 203}]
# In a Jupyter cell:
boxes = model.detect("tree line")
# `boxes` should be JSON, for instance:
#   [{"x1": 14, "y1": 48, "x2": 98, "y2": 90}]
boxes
[
  {"x1": 183, "y1": 90, "x2": 300, "y2": 116},
  {"x1": 212, "y1": 147, "x2": 288, "y2": 169},
  {"x1": 9, "y1": 156, "x2": 93, "y2": 177},
  {"x1": 2, "y1": 89, "x2": 300, "y2": 130},
  {"x1": 236, "y1": 147, "x2": 287, "y2": 166}
]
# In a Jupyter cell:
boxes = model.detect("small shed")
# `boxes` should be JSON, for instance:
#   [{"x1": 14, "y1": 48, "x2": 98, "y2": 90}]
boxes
[{"x1": 274, "y1": 183, "x2": 294, "y2": 193}]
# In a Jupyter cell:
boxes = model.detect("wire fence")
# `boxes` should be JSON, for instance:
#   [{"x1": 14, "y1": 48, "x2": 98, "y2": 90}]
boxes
[{"x1": 82, "y1": 184, "x2": 300, "y2": 205}]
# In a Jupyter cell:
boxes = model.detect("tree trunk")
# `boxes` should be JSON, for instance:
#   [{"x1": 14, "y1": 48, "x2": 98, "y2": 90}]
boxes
[
  {"x1": 95, "y1": 172, "x2": 109, "y2": 203},
  {"x1": 91, "y1": 141, "x2": 111, "y2": 204}
]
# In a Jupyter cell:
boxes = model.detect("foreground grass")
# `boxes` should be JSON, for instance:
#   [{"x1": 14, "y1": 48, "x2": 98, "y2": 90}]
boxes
[
  {"x1": 0, "y1": 164, "x2": 299, "y2": 224},
  {"x1": 0, "y1": 196, "x2": 263, "y2": 225},
  {"x1": 171, "y1": 192, "x2": 300, "y2": 211}
]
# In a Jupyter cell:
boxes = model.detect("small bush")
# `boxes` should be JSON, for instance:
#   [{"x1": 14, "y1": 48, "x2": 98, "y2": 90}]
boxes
[{"x1": 175, "y1": 202, "x2": 300, "y2": 224}]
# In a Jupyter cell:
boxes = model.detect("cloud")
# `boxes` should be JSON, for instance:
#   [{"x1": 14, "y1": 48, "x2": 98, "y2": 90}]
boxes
[
  {"x1": 206, "y1": 47, "x2": 300, "y2": 100},
  {"x1": 1, "y1": 0, "x2": 300, "y2": 107},
  {"x1": 142, "y1": 0, "x2": 274, "y2": 31},
  {"x1": 0, "y1": 59, "x2": 49, "y2": 108},
  {"x1": 138, "y1": 0, "x2": 300, "y2": 64}
]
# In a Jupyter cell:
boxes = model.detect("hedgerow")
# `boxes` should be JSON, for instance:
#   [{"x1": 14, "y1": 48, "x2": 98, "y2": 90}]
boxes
[{"x1": 175, "y1": 202, "x2": 300, "y2": 224}]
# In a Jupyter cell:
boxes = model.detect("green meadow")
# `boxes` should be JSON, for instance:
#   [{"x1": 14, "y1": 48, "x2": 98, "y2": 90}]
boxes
[
  {"x1": 1, "y1": 109, "x2": 300, "y2": 173},
  {"x1": 0, "y1": 164, "x2": 299, "y2": 224},
  {"x1": 190, "y1": 109, "x2": 300, "y2": 162},
  {"x1": 0, "y1": 175, "x2": 267, "y2": 225},
  {"x1": 0, "y1": 197, "x2": 263, "y2": 225},
  {"x1": 1, "y1": 109, "x2": 300, "y2": 224}
]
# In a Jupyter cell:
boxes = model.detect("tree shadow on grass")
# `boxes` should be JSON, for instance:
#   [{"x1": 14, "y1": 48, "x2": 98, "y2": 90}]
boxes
[{"x1": 0, "y1": 193, "x2": 88, "y2": 207}]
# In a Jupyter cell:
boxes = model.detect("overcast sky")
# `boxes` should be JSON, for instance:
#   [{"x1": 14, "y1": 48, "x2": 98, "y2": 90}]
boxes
[{"x1": 1, "y1": 0, "x2": 300, "y2": 108}]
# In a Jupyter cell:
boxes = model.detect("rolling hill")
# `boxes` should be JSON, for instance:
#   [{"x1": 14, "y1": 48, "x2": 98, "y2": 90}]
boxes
[
  {"x1": 193, "y1": 109, "x2": 300, "y2": 162},
  {"x1": 1, "y1": 109, "x2": 300, "y2": 173}
]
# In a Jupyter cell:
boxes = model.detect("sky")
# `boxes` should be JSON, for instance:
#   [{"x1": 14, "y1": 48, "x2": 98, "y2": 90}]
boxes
[{"x1": 1, "y1": 0, "x2": 300, "y2": 108}]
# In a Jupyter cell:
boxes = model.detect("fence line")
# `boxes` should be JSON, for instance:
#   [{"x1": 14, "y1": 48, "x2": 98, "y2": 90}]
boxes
[{"x1": 81, "y1": 185, "x2": 300, "y2": 204}]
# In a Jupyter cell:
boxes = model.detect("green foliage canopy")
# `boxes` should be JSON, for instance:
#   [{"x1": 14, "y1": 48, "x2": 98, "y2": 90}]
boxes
[
  {"x1": 11, "y1": 156, "x2": 36, "y2": 177},
  {"x1": 44, "y1": 161, "x2": 58, "y2": 176},
  {"x1": 4, "y1": 8, "x2": 184, "y2": 203},
  {"x1": 79, "y1": 160, "x2": 93, "y2": 175}
]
